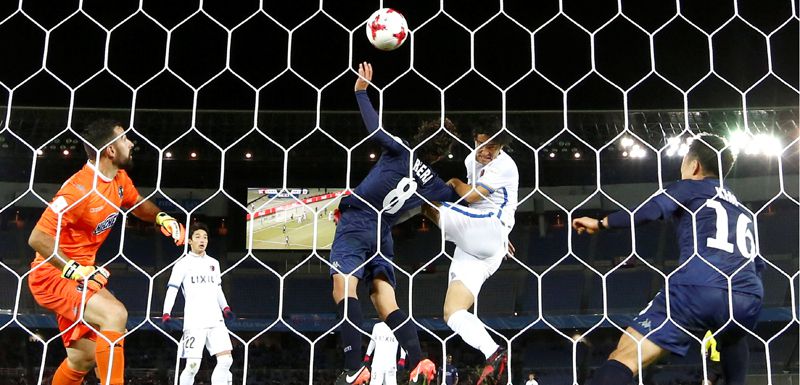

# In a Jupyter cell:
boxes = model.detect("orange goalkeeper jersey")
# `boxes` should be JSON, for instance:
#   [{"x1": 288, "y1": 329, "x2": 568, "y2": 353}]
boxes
[{"x1": 32, "y1": 161, "x2": 139, "y2": 270}]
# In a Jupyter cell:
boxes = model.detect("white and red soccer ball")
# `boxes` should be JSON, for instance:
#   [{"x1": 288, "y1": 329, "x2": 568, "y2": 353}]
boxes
[{"x1": 366, "y1": 8, "x2": 409, "y2": 51}]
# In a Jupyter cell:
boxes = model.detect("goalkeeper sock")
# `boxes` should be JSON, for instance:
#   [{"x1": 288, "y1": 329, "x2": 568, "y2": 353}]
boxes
[
  {"x1": 52, "y1": 359, "x2": 87, "y2": 385},
  {"x1": 591, "y1": 359, "x2": 633, "y2": 385},
  {"x1": 95, "y1": 330, "x2": 125, "y2": 385},
  {"x1": 446, "y1": 309, "x2": 498, "y2": 359},
  {"x1": 385, "y1": 309, "x2": 422, "y2": 370},
  {"x1": 337, "y1": 297, "x2": 364, "y2": 371}
]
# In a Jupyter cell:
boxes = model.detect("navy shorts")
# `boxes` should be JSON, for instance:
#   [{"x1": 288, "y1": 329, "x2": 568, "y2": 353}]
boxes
[
  {"x1": 630, "y1": 284, "x2": 762, "y2": 356},
  {"x1": 328, "y1": 209, "x2": 396, "y2": 287}
]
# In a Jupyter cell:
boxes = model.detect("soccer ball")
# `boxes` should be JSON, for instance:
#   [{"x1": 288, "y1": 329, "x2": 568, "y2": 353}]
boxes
[{"x1": 365, "y1": 8, "x2": 409, "y2": 51}]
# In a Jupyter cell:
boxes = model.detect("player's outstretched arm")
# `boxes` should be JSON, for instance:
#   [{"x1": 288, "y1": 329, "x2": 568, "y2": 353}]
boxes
[
  {"x1": 447, "y1": 178, "x2": 490, "y2": 204},
  {"x1": 354, "y1": 62, "x2": 405, "y2": 153},
  {"x1": 131, "y1": 196, "x2": 186, "y2": 245}
]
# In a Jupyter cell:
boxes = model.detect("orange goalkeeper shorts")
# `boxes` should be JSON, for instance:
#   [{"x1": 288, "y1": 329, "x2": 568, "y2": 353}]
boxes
[{"x1": 28, "y1": 263, "x2": 98, "y2": 347}]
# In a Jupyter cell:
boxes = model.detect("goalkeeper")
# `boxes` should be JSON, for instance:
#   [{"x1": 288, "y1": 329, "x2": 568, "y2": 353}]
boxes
[{"x1": 27, "y1": 119, "x2": 186, "y2": 385}]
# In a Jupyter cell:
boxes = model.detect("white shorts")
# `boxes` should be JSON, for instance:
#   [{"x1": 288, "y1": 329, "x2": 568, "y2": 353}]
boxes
[
  {"x1": 438, "y1": 203, "x2": 509, "y2": 260},
  {"x1": 370, "y1": 369, "x2": 398, "y2": 385},
  {"x1": 179, "y1": 325, "x2": 233, "y2": 358}
]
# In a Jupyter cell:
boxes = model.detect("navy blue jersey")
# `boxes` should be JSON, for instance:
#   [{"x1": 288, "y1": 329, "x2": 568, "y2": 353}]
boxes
[
  {"x1": 342, "y1": 91, "x2": 457, "y2": 226},
  {"x1": 608, "y1": 178, "x2": 763, "y2": 297},
  {"x1": 442, "y1": 364, "x2": 458, "y2": 385}
]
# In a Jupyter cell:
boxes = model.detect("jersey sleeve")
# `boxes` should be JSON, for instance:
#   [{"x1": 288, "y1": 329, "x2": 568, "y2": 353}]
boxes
[
  {"x1": 118, "y1": 170, "x2": 140, "y2": 208},
  {"x1": 35, "y1": 179, "x2": 88, "y2": 237},
  {"x1": 166, "y1": 259, "x2": 186, "y2": 289},
  {"x1": 422, "y1": 175, "x2": 460, "y2": 202},
  {"x1": 356, "y1": 91, "x2": 406, "y2": 154},
  {"x1": 606, "y1": 181, "x2": 691, "y2": 228},
  {"x1": 475, "y1": 158, "x2": 516, "y2": 193}
]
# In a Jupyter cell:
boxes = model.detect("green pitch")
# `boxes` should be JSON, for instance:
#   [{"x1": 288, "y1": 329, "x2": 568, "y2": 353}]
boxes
[{"x1": 247, "y1": 201, "x2": 338, "y2": 250}]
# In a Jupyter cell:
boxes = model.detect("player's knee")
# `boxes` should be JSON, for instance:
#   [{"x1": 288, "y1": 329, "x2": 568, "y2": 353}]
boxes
[
  {"x1": 67, "y1": 354, "x2": 95, "y2": 372},
  {"x1": 106, "y1": 300, "x2": 128, "y2": 326},
  {"x1": 183, "y1": 358, "x2": 202, "y2": 377},
  {"x1": 216, "y1": 353, "x2": 233, "y2": 369}
]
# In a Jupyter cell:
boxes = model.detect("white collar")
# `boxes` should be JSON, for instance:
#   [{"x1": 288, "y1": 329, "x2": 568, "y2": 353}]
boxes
[
  {"x1": 86, "y1": 161, "x2": 113, "y2": 183},
  {"x1": 188, "y1": 251, "x2": 206, "y2": 258}
]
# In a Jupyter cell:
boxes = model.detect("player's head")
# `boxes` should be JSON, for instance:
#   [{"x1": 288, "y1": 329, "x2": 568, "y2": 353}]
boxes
[
  {"x1": 82, "y1": 119, "x2": 134, "y2": 170},
  {"x1": 413, "y1": 117, "x2": 458, "y2": 164},
  {"x1": 188, "y1": 222, "x2": 209, "y2": 255},
  {"x1": 473, "y1": 116, "x2": 512, "y2": 165},
  {"x1": 447, "y1": 354, "x2": 453, "y2": 363},
  {"x1": 681, "y1": 134, "x2": 734, "y2": 180},
  {"x1": 528, "y1": 372, "x2": 535, "y2": 380}
]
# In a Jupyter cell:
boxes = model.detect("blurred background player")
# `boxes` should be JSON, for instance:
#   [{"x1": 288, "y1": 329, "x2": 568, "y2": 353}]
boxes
[
  {"x1": 363, "y1": 322, "x2": 407, "y2": 385},
  {"x1": 27, "y1": 119, "x2": 186, "y2": 385},
  {"x1": 524, "y1": 372, "x2": 538, "y2": 385},
  {"x1": 162, "y1": 222, "x2": 236, "y2": 385},
  {"x1": 422, "y1": 121, "x2": 518, "y2": 385},
  {"x1": 331, "y1": 62, "x2": 459, "y2": 385},
  {"x1": 573, "y1": 134, "x2": 763, "y2": 385},
  {"x1": 441, "y1": 354, "x2": 459, "y2": 385}
]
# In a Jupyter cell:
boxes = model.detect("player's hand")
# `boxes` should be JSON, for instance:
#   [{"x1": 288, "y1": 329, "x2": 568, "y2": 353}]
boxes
[
  {"x1": 161, "y1": 313, "x2": 176, "y2": 327},
  {"x1": 222, "y1": 307, "x2": 236, "y2": 320},
  {"x1": 572, "y1": 217, "x2": 601, "y2": 235},
  {"x1": 62, "y1": 260, "x2": 110, "y2": 292},
  {"x1": 156, "y1": 212, "x2": 186, "y2": 246},
  {"x1": 333, "y1": 208, "x2": 341, "y2": 225},
  {"x1": 355, "y1": 62, "x2": 373, "y2": 91},
  {"x1": 397, "y1": 358, "x2": 406, "y2": 370}
]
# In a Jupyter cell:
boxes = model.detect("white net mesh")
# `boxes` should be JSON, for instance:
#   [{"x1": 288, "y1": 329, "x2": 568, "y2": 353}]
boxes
[{"x1": 0, "y1": 0, "x2": 797, "y2": 384}]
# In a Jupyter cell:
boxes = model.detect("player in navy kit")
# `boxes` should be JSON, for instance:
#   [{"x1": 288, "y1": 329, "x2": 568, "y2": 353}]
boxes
[
  {"x1": 573, "y1": 134, "x2": 763, "y2": 385},
  {"x1": 332, "y1": 62, "x2": 459, "y2": 385}
]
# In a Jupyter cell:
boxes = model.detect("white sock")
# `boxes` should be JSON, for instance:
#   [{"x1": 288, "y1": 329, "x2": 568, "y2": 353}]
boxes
[
  {"x1": 211, "y1": 354, "x2": 233, "y2": 385},
  {"x1": 446, "y1": 309, "x2": 499, "y2": 359},
  {"x1": 180, "y1": 358, "x2": 201, "y2": 385}
]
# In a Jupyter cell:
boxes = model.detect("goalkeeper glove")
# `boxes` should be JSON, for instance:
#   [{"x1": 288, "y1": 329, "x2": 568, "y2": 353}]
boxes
[
  {"x1": 62, "y1": 260, "x2": 110, "y2": 292},
  {"x1": 156, "y1": 212, "x2": 186, "y2": 246}
]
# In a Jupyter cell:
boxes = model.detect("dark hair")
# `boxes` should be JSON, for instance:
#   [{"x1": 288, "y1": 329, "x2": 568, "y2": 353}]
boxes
[
  {"x1": 81, "y1": 119, "x2": 124, "y2": 160},
  {"x1": 414, "y1": 117, "x2": 458, "y2": 164},
  {"x1": 189, "y1": 222, "x2": 210, "y2": 238},
  {"x1": 473, "y1": 115, "x2": 512, "y2": 147},
  {"x1": 687, "y1": 134, "x2": 734, "y2": 177}
]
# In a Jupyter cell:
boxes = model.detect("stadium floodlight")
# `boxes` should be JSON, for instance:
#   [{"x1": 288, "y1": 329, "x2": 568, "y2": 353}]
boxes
[
  {"x1": 620, "y1": 137, "x2": 634, "y2": 148},
  {"x1": 165, "y1": 151, "x2": 172, "y2": 158}
]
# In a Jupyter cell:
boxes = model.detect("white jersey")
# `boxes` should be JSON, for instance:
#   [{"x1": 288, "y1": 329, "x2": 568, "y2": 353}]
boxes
[
  {"x1": 366, "y1": 322, "x2": 404, "y2": 371},
  {"x1": 166, "y1": 252, "x2": 226, "y2": 331},
  {"x1": 464, "y1": 151, "x2": 519, "y2": 229}
]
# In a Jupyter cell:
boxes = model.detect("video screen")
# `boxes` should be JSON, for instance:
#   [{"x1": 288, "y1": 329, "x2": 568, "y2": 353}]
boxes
[{"x1": 245, "y1": 188, "x2": 347, "y2": 250}]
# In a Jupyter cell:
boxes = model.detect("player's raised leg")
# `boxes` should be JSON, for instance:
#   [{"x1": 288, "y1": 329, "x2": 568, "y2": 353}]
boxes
[
  {"x1": 333, "y1": 272, "x2": 370, "y2": 385},
  {"x1": 371, "y1": 276, "x2": 435, "y2": 385},
  {"x1": 84, "y1": 289, "x2": 129, "y2": 385},
  {"x1": 591, "y1": 327, "x2": 665, "y2": 384}
]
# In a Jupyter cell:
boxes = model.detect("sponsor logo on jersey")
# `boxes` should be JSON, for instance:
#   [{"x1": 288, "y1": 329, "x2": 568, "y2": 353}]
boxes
[
  {"x1": 93, "y1": 212, "x2": 119, "y2": 235},
  {"x1": 637, "y1": 318, "x2": 652, "y2": 331},
  {"x1": 210, "y1": 265, "x2": 215, "y2": 271},
  {"x1": 51, "y1": 196, "x2": 69, "y2": 214},
  {"x1": 190, "y1": 274, "x2": 217, "y2": 284},
  {"x1": 480, "y1": 169, "x2": 485, "y2": 177},
  {"x1": 89, "y1": 205, "x2": 106, "y2": 213}
]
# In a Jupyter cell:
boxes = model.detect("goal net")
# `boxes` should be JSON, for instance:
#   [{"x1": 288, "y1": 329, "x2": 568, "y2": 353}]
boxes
[{"x1": 0, "y1": 1, "x2": 797, "y2": 384}]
